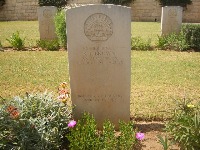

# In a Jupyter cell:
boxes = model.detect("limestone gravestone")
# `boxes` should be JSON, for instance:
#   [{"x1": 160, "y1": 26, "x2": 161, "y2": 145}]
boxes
[
  {"x1": 38, "y1": 6, "x2": 57, "y2": 40},
  {"x1": 67, "y1": 5, "x2": 131, "y2": 128},
  {"x1": 161, "y1": 6, "x2": 183, "y2": 35}
]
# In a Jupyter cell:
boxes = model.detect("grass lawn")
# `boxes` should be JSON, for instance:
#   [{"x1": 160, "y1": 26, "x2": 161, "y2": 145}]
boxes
[
  {"x1": 0, "y1": 21, "x2": 160, "y2": 47},
  {"x1": 0, "y1": 21, "x2": 200, "y2": 120},
  {"x1": 1, "y1": 51, "x2": 200, "y2": 120},
  {"x1": 0, "y1": 21, "x2": 39, "y2": 47}
]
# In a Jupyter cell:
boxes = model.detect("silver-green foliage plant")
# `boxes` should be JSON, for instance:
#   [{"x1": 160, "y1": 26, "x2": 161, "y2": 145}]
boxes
[
  {"x1": 67, "y1": 113, "x2": 137, "y2": 150},
  {"x1": 0, "y1": 92, "x2": 72, "y2": 150},
  {"x1": 54, "y1": 10, "x2": 67, "y2": 48},
  {"x1": 165, "y1": 98, "x2": 200, "y2": 150},
  {"x1": 6, "y1": 31, "x2": 25, "y2": 50},
  {"x1": 131, "y1": 36, "x2": 152, "y2": 51},
  {"x1": 157, "y1": 32, "x2": 189, "y2": 51}
]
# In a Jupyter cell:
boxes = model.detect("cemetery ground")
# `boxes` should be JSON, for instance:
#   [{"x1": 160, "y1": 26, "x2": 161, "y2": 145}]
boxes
[{"x1": 0, "y1": 21, "x2": 200, "y2": 149}]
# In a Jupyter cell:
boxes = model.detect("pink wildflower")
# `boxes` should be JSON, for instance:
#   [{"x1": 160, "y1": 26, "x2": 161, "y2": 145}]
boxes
[
  {"x1": 68, "y1": 120, "x2": 76, "y2": 128},
  {"x1": 136, "y1": 132, "x2": 145, "y2": 140}
]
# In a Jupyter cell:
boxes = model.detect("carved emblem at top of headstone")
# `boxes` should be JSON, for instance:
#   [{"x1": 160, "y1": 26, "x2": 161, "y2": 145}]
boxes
[
  {"x1": 168, "y1": 9, "x2": 177, "y2": 17},
  {"x1": 43, "y1": 9, "x2": 52, "y2": 18},
  {"x1": 84, "y1": 13, "x2": 113, "y2": 42}
]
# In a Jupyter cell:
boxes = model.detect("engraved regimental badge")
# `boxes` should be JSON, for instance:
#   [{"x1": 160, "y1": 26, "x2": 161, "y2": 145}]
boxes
[
  {"x1": 43, "y1": 9, "x2": 52, "y2": 18},
  {"x1": 84, "y1": 13, "x2": 113, "y2": 42}
]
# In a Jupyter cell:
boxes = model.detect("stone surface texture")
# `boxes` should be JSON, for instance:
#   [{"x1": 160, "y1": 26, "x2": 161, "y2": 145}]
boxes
[
  {"x1": 161, "y1": 6, "x2": 183, "y2": 35},
  {"x1": 37, "y1": 6, "x2": 57, "y2": 40},
  {"x1": 67, "y1": 4, "x2": 131, "y2": 128}
]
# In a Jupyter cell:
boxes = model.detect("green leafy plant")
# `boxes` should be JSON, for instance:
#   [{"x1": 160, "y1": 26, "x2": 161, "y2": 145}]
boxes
[
  {"x1": 67, "y1": 113, "x2": 137, "y2": 150},
  {"x1": 101, "y1": 120, "x2": 117, "y2": 149},
  {"x1": 67, "y1": 113, "x2": 100, "y2": 150},
  {"x1": 131, "y1": 36, "x2": 152, "y2": 51},
  {"x1": 54, "y1": 10, "x2": 67, "y2": 48},
  {"x1": 6, "y1": 31, "x2": 25, "y2": 50},
  {"x1": 165, "y1": 98, "x2": 200, "y2": 150},
  {"x1": 157, "y1": 32, "x2": 189, "y2": 51},
  {"x1": 156, "y1": 0, "x2": 192, "y2": 7},
  {"x1": 157, "y1": 135, "x2": 172, "y2": 150},
  {"x1": 181, "y1": 24, "x2": 200, "y2": 51},
  {"x1": 118, "y1": 121, "x2": 136, "y2": 150},
  {"x1": 101, "y1": 0, "x2": 134, "y2": 6},
  {"x1": 38, "y1": 0, "x2": 69, "y2": 8},
  {"x1": 0, "y1": 89, "x2": 72, "y2": 149},
  {"x1": 36, "y1": 39, "x2": 60, "y2": 51}
]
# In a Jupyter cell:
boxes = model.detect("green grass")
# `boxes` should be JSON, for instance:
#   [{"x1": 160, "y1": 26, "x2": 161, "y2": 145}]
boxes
[
  {"x1": 0, "y1": 21, "x2": 39, "y2": 47},
  {"x1": 0, "y1": 21, "x2": 200, "y2": 120},
  {"x1": 1, "y1": 51, "x2": 200, "y2": 120},
  {"x1": 131, "y1": 22, "x2": 161, "y2": 44},
  {"x1": 131, "y1": 51, "x2": 200, "y2": 120},
  {"x1": 0, "y1": 21, "x2": 160, "y2": 47}
]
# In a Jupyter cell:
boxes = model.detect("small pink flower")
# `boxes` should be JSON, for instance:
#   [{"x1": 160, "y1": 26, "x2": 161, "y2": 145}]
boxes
[
  {"x1": 136, "y1": 132, "x2": 145, "y2": 140},
  {"x1": 68, "y1": 120, "x2": 76, "y2": 128}
]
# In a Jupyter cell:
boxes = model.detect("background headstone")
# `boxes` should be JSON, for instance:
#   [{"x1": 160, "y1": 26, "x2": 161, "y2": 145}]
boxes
[
  {"x1": 38, "y1": 6, "x2": 57, "y2": 40},
  {"x1": 67, "y1": 4, "x2": 131, "y2": 129},
  {"x1": 161, "y1": 6, "x2": 183, "y2": 36}
]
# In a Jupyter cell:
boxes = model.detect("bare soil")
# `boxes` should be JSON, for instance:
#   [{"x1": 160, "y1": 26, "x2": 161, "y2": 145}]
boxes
[{"x1": 135, "y1": 121, "x2": 180, "y2": 150}]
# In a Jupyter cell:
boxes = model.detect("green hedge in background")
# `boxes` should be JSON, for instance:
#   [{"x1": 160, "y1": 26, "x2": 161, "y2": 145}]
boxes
[
  {"x1": 38, "y1": 0, "x2": 69, "y2": 8},
  {"x1": 182, "y1": 24, "x2": 200, "y2": 51}
]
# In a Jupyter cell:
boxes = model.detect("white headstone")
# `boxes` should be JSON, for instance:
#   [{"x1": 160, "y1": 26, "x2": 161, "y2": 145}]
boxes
[
  {"x1": 161, "y1": 6, "x2": 183, "y2": 35},
  {"x1": 38, "y1": 6, "x2": 57, "y2": 40},
  {"x1": 67, "y1": 4, "x2": 131, "y2": 129}
]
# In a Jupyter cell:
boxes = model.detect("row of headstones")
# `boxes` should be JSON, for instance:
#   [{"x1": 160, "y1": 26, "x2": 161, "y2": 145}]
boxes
[
  {"x1": 38, "y1": 5, "x2": 183, "y2": 41},
  {"x1": 38, "y1": 5, "x2": 182, "y2": 128}
]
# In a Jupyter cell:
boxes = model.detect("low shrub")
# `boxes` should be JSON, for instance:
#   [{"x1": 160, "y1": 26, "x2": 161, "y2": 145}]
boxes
[
  {"x1": 67, "y1": 113, "x2": 139, "y2": 150},
  {"x1": 156, "y1": 0, "x2": 192, "y2": 7},
  {"x1": 38, "y1": 0, "x2": 69, "y2": 8},
  {"x1": 36, "y1": 39, "x2": 60, "y2": 51},
  {"x1": 0, "y1": 83, "x2": 72, "y2": 150},
  {"x1": 165, "y1": 98, "x2": 200, "y2": 150},
  {"x1": 181, "y1": 24, "x2": 200, "y2": 51},
  {"x1": 101, "y1": 0, "x2": 134, "y2": 6},
  {"x1": 131, "y1": 36, "x2": 152, "y2": 51},
  {"x1": 6, "y1": 31, "x2": 25, "y2": 50},
  {"x1": 0, "y1": 0, "x2": 5, "y2": 7},
  {"x1": 156, "y1": 33, "x2": 189, "y2": 51},
  {"x1": 54, "y1": 10, "x2": 67, "y2": 48}
]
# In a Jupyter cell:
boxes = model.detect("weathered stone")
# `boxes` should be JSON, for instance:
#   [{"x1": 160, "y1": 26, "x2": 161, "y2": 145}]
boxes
[
  {"x1": 37, "y1": 6, "x2": 57, "y2": 40},
  {"x1": 161, "y1": 6, "x2": 183, "y2": 35},
  {"x1": 67, "y1": 4, "x2": 131, "y2": 129}
]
